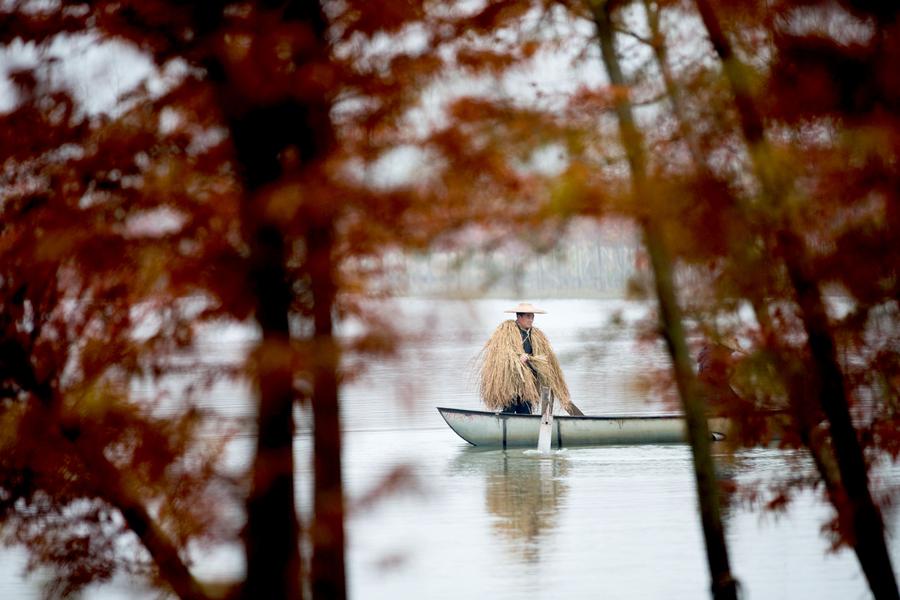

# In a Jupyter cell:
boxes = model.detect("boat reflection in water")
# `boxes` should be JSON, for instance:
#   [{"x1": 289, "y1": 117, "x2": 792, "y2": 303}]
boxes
[{"x1": 450, "y1": 448, "x2": 569, "y2": 563}]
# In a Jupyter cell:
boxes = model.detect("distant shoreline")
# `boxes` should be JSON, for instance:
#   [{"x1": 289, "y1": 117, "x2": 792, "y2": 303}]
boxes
[{"x1": 403, "y1": 288, "x2": 630, "y2": 300}]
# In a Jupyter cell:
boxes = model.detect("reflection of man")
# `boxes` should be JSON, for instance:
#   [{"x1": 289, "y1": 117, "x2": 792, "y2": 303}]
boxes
[
  {"x1": 478, "y1": 302, "x2": 583, "y2": 415},
  {"x1": 484, "y1": 453, "x2": 568, "y2": 563}
]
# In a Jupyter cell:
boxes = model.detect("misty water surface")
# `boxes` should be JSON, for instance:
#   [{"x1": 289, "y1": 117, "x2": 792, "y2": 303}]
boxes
[{"x1": 2, "y1": 298, "x2": 896, "y2": 599}]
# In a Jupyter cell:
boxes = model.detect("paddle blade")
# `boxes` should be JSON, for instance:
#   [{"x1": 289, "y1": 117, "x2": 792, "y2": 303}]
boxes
[{"x1": 537, "y1": 387, "x2": 554, "y2": 453}]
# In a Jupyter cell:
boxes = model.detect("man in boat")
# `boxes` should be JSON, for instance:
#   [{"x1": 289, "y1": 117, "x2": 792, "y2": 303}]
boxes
[{"x1": 478, "y1": 302, "x2": 583, "y2": 416}]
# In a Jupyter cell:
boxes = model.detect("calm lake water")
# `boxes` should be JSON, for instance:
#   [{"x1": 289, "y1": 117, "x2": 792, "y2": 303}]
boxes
[{"x1": 2, "y1": 297, "x2": 898, "y2": 599}]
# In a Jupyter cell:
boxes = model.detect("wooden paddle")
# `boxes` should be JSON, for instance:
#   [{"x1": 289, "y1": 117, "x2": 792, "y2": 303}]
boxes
[
  {"x1": 567, "y1": 401, "x2": 585, "y2": 416},
  {"x1": 537, "y1": 386, "x2": 554, "y2": 453}
]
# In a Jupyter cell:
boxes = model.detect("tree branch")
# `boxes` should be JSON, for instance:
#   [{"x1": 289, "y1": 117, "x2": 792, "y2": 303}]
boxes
[{"x1": 77, "y1": 439, "x2": 211, "y2": 600}]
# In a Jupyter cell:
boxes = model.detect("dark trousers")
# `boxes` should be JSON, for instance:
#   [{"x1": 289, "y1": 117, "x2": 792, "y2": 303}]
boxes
[{"x1": 502, "y1": 396, "x2": 531, "y2": 414}]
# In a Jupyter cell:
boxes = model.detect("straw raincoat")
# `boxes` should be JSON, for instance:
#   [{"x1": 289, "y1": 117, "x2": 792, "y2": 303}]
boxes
[{"x1": 477, "y1": 320, "x2": 579, "y2": 415}]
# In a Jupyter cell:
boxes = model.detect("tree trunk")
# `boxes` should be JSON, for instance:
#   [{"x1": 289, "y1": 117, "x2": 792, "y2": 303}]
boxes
[
  {"x1": 308, "y1": 219, "x2": 347, "y2": 600},
  {"x1": 693, "y1": 1, "x2": 899, "y2": 596},
  {"x1": 587, "y1": 2, "x2": 739, "y2": 598},
  {"x1": 222, "y1": 2, "x2": 342, "y2": 597},
  {"x1": 780, "y1": 229, "x2": 899, "y2": 599},
  {"x1": 241, "y1": 220, "x2": 300, "y2": 600}
]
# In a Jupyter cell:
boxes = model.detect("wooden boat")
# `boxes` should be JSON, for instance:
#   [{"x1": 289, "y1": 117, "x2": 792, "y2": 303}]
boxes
[{"x1": 437, "y1": 406, "x2": 730, "y2": 448}]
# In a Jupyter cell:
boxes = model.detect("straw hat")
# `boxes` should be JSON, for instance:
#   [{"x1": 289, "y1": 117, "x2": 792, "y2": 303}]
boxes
[{"x1": 504, "y1": 302, "x2": 547, "y2": 314}]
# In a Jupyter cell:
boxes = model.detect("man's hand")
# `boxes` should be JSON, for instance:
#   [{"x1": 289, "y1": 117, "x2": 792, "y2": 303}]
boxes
[{"x1": 519, "y1": 353, "x2": 529, "y2": 365}]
